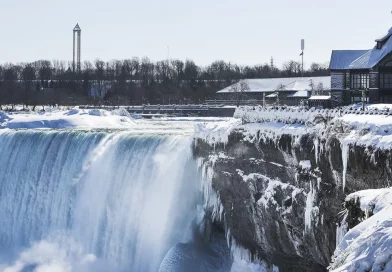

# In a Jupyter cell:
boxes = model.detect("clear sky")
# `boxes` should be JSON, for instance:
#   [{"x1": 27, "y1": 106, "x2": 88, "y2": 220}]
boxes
[{"x1": 1, "y1": 0, "x2": 391, "y2": 68}]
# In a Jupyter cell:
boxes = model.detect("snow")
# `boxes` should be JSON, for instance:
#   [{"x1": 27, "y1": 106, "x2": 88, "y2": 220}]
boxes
[
  {"x1": 339, "y1": 114, "x2": 392, "y2": 150},
  {"x1": 266, "y1": 93, "x2": 277, "y2": 98},
  {"x1": 299, "y1": 160, "x2": 311, "y2": 169},
  {"x1": 234, "y1": 106, "x2": 339, "y2": 125},
  {"x1": 217, "y1": 76, "x2": 330, "y2": 93},
  {"x1": 235, "y1": 170, "x2": 298, "y2": 209},
  {"x1": 308, "y1": 95, "x2": 331, "y2": 100},
  {"x1": 304, "y1": 180, "x2": 319, "y2": 232},
  {"x1": 194, "y1": 118, "x2": 242, "y2": 146},
  {"x1": 345, "y1": 188, "x2": 392, "y2": 215},
  {"x1": 0, "y1": 108, "x2": 135, "y2": 129},
  {"x1": 349, "y1": 27, "x2": 392, "y2": 69},
  {"x1": 330, "y1": 188, "x2": 392, "y2": 272},
  {"x1": 287, "y1": 91, "x2": 310, "y2": 97},
  {"x1": 194, "y1": 106, "x2": 392, "y2": 195}
]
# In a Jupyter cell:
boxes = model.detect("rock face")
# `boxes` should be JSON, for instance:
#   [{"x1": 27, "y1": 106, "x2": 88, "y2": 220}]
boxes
[{"x1": 194, "y1": 129, "x2": 391, "y2": 272}]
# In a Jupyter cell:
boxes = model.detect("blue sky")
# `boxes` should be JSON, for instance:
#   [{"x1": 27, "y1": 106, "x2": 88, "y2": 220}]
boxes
[{"x1": 1, "y1": 0, "x2": 391, "y2": 68}]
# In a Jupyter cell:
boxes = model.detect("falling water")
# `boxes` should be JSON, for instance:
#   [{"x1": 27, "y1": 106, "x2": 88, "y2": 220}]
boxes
[{"x1": 0, "y1": 130, "x2": 202, "y2": 271}]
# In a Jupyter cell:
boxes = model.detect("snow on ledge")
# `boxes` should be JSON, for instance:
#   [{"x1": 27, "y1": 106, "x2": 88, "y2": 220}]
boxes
[
  {"x1": 195, "y1": 106, "x2": 392, "y2": 151},
  {"x1": 330, "y1": 188, "x2": 392, "y2": 272},
  {"x1": 0, "y1": 108, "x2": 135, "y2": 129}
]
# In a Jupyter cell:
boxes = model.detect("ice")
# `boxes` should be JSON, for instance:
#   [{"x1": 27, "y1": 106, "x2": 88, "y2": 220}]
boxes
[
  {"x1": 304, "y1": 180, "x2": 319, "y2": 232},
  {"x1": 299, "y1": 160, "x2": 311, "y2": 170},
  {"x1": 330, "y1": 188, "x2": 392, "y2": 272},
  {"x1": 200, "y1": 156, "x2": 280, "y2": 271},
  {"x1": 335, "y1": 213, "x2": 348, "y2": 248},
  {"x1": 341, "y1": 142, "x2": 350, "y2": 190},
  {"x1": 194, "y1": 118, "x2": 242, "y2": 146}
]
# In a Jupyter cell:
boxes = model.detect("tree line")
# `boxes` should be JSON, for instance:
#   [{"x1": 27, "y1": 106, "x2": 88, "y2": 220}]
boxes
[{"x1": 0, "y1": 58, "x2": 329, "y2": 109}]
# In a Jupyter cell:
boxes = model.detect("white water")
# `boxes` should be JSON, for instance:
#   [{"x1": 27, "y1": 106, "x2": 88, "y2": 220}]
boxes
[{"x1": 0, "y1": 130, "x2": 201, "y2": 272}]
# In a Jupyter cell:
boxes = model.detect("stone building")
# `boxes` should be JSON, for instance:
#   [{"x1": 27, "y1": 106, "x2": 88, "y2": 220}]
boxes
[{"x1": 330, "y1": 26, "x2": 392, "y2": 107}]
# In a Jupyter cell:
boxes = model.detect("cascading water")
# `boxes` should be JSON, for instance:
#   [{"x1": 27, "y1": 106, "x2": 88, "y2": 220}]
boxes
[{"x1": 0, "y1": 130, "x2": 204, "y2": 272}]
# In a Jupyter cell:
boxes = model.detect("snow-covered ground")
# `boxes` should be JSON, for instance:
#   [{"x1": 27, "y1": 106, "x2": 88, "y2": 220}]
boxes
[
  {"x1": 0, "y1": 108, "x2": 135, "y2": 129},
  {"x1": 195, "y1": 105, "x2": 392, "y2": 150},
  {"x1": 330, "y1": 188, "x2": 392, "y2": 272}
]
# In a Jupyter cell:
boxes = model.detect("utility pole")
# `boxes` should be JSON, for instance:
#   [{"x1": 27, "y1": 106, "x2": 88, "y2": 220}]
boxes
[{"x1": 301, "y1": 39, "x2": 305, "y2": 76}]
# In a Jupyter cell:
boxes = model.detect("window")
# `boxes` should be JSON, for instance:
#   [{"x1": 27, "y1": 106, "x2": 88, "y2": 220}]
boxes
[
  {"x1": 380, "y1": 73, "x2": 392, "y2": 89},
  {"x1": 351, "y1": 73, "x2": 369, "y2": 89}
]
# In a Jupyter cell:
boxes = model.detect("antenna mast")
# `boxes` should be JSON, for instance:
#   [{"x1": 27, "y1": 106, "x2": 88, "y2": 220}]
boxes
[{"x1": 301, "y1": 39, "x2": 305, "y2": 76}]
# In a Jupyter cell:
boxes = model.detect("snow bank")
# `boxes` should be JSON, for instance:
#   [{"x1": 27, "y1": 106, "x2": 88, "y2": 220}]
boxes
[
  {"x1": 330, "y1": 188, "x2": 392, "y2": 272},
  {"x1": 195, "y1": 118, "x2": 309, "y2": 147},
  {"x1": 0, "y1": 108, "x2": 135, "y2": 129},
  {"x1": 195, "y1": 106, "x2": 392, "y2": 151},
  {"x1": 195, "y1": 118, "x2": 242, "y2": 146},
  {"x1": 234, "y1": 106, "x2": 341, "y2": 124}
]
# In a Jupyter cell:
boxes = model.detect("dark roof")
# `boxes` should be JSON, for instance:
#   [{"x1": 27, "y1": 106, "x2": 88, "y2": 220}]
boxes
[
  {"x1": 349, "y1": 30, "x2": 392, "y2": 69},
  {"x1": 329, "y1": 50, "x2": 369, "y2": 70},
  {"x1": 330, "y1": 27, "x2": 392, "y2": 70}
]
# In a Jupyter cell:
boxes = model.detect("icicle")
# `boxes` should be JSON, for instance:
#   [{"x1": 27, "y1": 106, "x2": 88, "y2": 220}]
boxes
[
  {"x1": 314, "y1": 137, "x2": 319, "y2": 164},
  {"x1": 341, "y1": 143, "x2": 350, "y2": 191},
  {"x1": 335, "y1": 213, "x2": 348, "y2": 247},
  {"x1": 304, "y1": 180, "x2": 315, "y2": 232}
]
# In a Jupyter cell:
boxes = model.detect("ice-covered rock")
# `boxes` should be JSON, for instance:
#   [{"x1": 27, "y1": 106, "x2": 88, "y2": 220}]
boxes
[{"x1": 330, "y1": 188, "x2": 392, "y2": 272}]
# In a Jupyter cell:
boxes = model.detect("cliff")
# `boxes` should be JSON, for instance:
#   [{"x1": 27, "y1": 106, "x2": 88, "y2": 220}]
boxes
[{"x1": 193, "y1": 107, "x2": 392, "y2": 272}]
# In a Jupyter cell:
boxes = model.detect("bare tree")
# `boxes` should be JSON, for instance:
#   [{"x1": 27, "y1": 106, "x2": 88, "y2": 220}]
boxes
[
  {"x1": 230, "y1": 80, "x2": 250, "y2": 107},
  {"x1": 275, "y1": 84, "x2": 286, "y2": 106}
]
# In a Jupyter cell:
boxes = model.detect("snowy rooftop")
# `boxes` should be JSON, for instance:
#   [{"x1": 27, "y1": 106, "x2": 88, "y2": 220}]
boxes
[
  {"x1": 308, "y1": 95, "x2": 331, "y2": 100},
  {"x1": 217, "y1": 76, "x2": 330, "y2": 94},
  {"x1": 330, "y1": 26, "x2": 392, "y2": 70}
]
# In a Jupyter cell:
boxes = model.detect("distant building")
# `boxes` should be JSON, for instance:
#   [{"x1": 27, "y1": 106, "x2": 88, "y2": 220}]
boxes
[
  {"x1": 330, "y1": 26, "x2": 392, "y2": 107},
  {"x1": 215, "y1": 76, "x2": 331, "y2": 107}
]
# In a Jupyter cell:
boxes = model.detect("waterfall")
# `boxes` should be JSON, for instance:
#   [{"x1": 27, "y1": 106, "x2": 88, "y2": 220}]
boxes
[{"x1": 0, "y1": 130, "x2": 202, "y2": 272}]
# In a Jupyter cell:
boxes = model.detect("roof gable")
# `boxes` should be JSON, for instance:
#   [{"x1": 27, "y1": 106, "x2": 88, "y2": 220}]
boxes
[
  {"x1": 330, "y1": 27, "x2": 392, "y2": 70},
  {"x1": 349, "y1": 33, "x2": 392, "y2": 69}
]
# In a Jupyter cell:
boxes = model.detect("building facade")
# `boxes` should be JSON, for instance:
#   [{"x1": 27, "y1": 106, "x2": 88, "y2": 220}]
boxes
[{"x1": 330, "y1": 26, "x2": 392, "y2": 107}]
